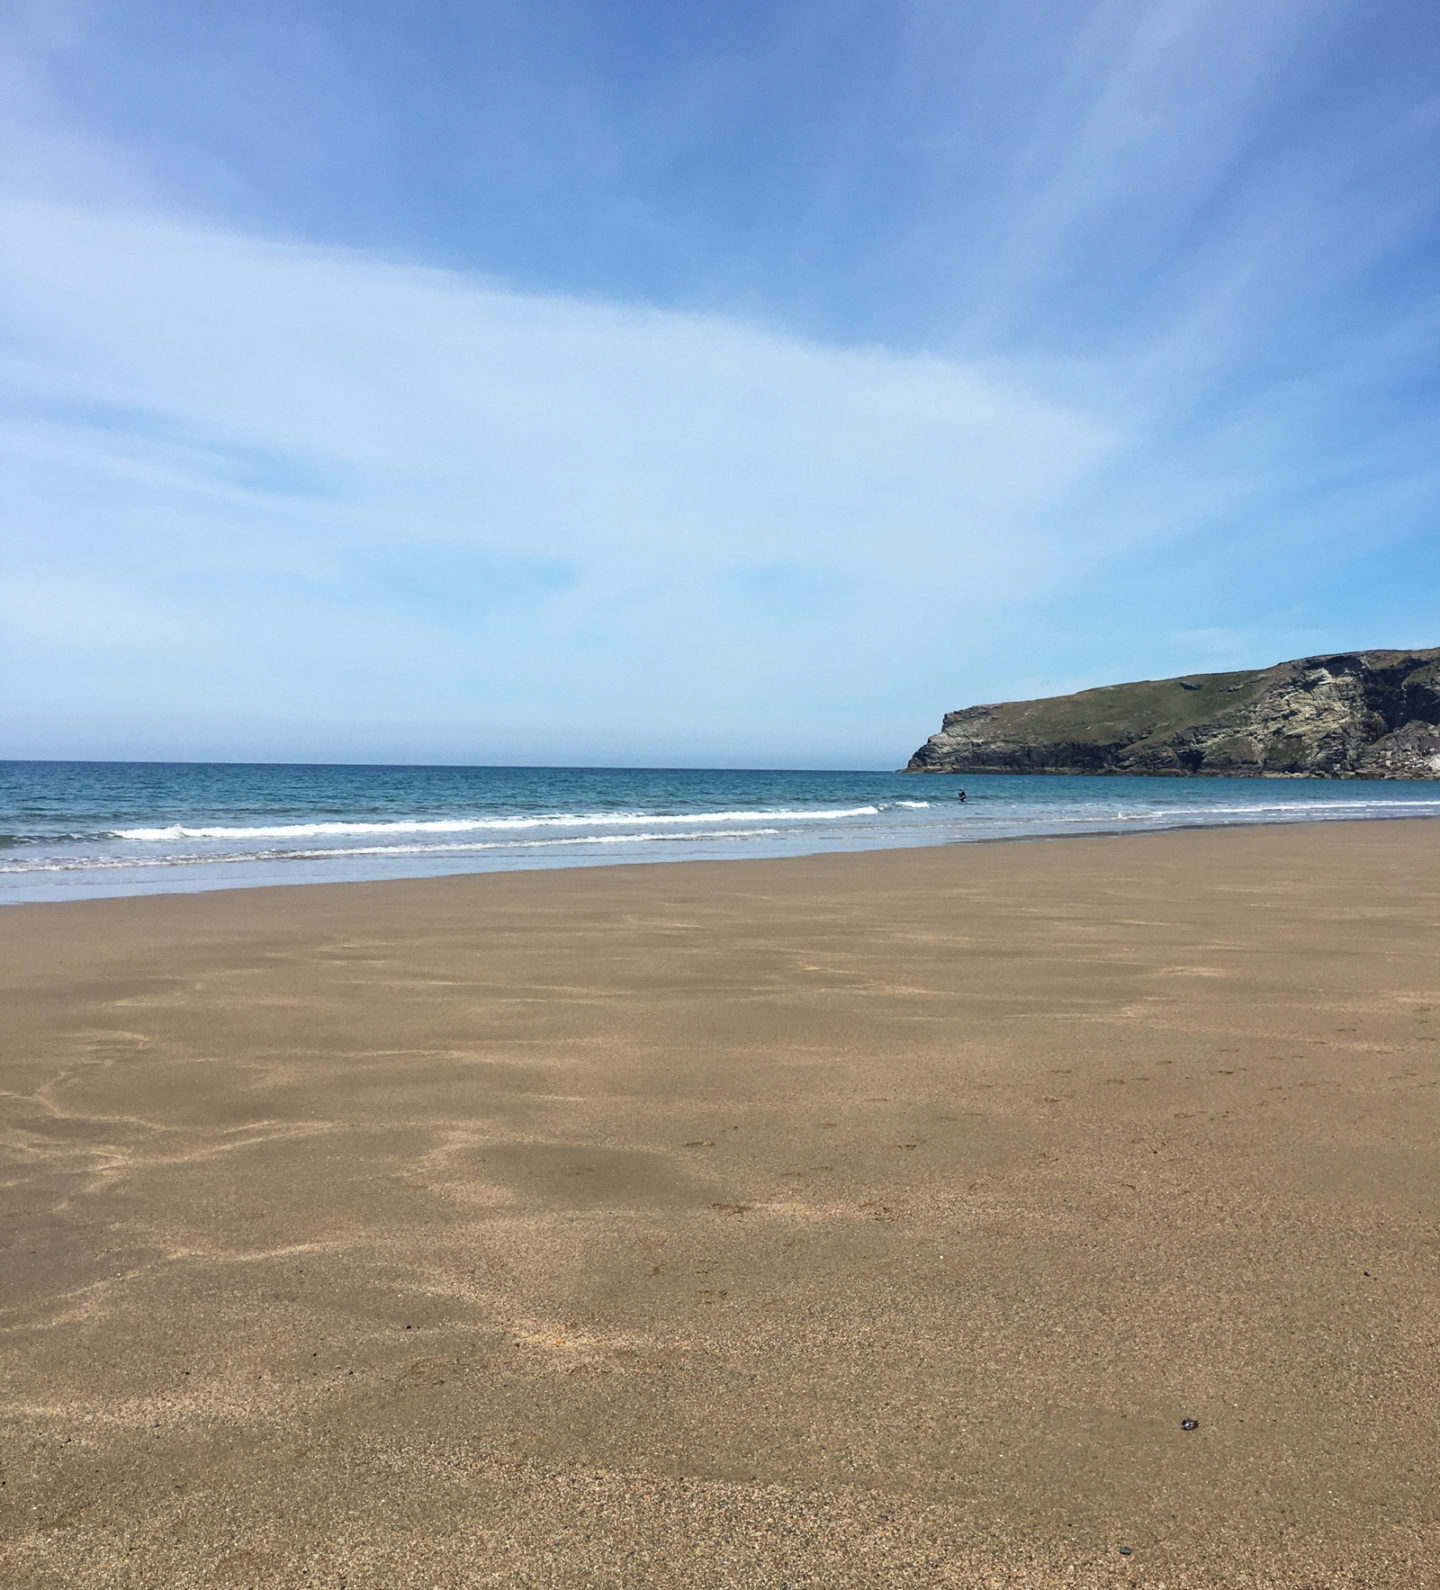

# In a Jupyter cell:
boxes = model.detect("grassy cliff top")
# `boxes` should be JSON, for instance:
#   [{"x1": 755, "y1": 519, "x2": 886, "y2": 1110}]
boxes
[{"x1": 958, "y1": 668, "x2": 1272, "y2": 747}]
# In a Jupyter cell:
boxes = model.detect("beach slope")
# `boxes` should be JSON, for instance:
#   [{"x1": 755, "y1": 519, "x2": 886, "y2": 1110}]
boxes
[{"x1": 2, "y1": 821, "x2": 1437, "y2": 1587}]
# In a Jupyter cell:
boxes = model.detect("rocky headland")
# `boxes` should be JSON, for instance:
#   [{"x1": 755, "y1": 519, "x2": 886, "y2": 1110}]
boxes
[{"x1": 907, "y1": 647, "x2": 1440, "y2": 778}]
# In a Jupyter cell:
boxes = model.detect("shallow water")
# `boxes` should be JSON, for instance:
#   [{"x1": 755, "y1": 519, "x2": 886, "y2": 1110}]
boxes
[{"x1": 1, "y1": 760, "x2": 1437, "y2": 904}]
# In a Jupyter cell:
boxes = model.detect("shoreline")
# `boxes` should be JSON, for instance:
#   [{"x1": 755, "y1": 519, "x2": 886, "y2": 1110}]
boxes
[
  {"x1": 3, "y1": 819, "x2": 1438, "y2": 1586},
  {"x1": 4, "y1": 805, "x2": 1438, "y2": 911}
]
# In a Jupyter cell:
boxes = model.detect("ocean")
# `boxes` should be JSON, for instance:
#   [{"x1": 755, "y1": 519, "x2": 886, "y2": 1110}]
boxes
[{"x1": 1, "y1": 760, "x2": 1437, "y2": 905}]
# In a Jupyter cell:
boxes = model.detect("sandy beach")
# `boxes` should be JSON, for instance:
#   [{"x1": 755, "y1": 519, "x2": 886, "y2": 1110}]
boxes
[{"x1": 2, "y1": 819, "x2": 1437, "y2": 1588}]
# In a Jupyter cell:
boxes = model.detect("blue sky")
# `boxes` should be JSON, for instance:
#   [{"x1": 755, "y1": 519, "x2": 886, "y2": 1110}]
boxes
[{"x1": 2, "y1": 0, "x2": 1437, "y2": 767}]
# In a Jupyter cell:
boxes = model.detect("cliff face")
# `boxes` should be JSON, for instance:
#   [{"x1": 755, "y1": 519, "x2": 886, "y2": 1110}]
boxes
[{"x1": 907, "y1": 649, "x2": 1440, "y2": 779}]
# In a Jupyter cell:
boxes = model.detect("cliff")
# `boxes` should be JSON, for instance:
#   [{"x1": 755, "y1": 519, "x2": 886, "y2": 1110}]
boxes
[{"x1": 906, "y1": 648, "x2": 1440, "y2": 779}]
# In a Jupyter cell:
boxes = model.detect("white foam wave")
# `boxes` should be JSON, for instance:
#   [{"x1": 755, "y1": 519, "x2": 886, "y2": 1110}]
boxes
[
  {"x1": 112, "y1": 805, "x2": 882, "y2": 842},
  {"x1": 0, "y1": 829, "x2": 787, "y2": 874},
  {"x1": 321, "y1": 828, "x2": 784, "y2": 858},
  {"x1": 1043, "y1": 799, "x2": 1440, "y2": 824},
  {"x1": 1133, "y1": 799, "x2": 1440, "y2": 817}
]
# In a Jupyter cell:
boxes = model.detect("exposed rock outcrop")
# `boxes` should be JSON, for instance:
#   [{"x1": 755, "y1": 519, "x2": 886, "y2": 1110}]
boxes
[{"x1": 906, "y1": 648, "x2": 1440, "y2": 778}]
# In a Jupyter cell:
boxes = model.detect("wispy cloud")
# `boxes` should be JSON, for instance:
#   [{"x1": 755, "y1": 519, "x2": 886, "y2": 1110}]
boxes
[
  {"x1": 1, "y1": 1, "x2": 1437, "y2": 763},
  {"x1": 1, "y1": 199, "x2": 1130, "y2": 762}
]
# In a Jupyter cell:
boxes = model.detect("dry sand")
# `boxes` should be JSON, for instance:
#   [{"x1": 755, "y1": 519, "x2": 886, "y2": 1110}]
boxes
[{"x1": 2, "y1": 820, "x2": 1438, "y2": 1588}]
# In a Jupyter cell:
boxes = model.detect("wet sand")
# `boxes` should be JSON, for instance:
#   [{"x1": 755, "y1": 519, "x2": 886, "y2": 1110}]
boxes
[{"x1": 2, "y1": 819, "x2": 1438, "y2": 1588}]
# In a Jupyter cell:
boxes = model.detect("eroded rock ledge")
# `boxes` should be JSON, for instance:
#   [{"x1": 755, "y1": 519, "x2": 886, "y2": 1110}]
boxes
[{"x1": 906, "y1": 648, "x2": 1440, "y2": 778}]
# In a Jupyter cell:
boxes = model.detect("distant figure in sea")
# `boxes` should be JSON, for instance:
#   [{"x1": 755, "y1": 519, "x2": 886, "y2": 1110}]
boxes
[{"x1": 957, "y1": 788, "x2": 967, "y2": 803}]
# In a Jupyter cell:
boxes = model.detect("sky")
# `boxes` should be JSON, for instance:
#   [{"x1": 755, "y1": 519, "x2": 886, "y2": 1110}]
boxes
[{"x1": 2, "y1": 0, "x2": 1438, "y2": 768}]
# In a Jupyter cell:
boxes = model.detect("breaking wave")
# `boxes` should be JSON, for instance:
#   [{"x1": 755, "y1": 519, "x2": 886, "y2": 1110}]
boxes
[
  {"x1": 0, "y1": 828, "x2": 788, "y2": 874},
  {"x1": 111, "y1": 806, "x2": 884, "y2": 841}
]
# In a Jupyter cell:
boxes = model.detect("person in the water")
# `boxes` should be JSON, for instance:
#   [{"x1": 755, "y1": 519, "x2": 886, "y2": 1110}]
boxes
[{"x1": 957, "y1": 788, "x2": 967, "y2": 802}]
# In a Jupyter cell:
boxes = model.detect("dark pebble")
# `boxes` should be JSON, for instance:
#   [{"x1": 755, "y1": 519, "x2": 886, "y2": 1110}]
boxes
[
  {"x1": 1181, "y1": 1417, "x2": 1199, "y2": 1431},
  {"x1": 1119, "y1": 1545, "x2": 1133, "y2": 1556}
]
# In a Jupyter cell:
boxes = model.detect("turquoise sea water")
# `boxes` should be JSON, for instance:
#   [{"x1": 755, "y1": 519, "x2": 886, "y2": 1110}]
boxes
[{"x1": 1, "y1": 761, "x2": 1437, "y2": 905}]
